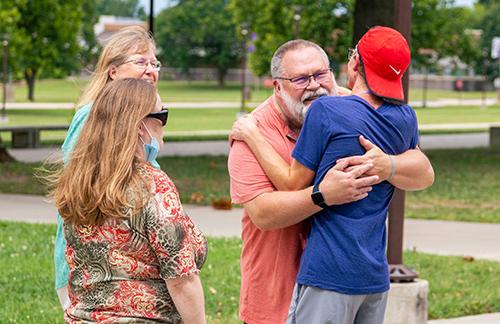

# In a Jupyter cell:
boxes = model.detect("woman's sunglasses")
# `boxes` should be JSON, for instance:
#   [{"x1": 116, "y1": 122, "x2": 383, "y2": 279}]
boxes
[{"x1": 146, "y1": 107, "x2": 169, "y2": 126}]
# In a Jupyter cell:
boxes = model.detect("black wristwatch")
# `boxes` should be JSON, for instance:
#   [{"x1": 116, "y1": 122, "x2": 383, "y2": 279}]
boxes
[{"x1": 311, "y1": 183, "x2": 328, "y2": 208}]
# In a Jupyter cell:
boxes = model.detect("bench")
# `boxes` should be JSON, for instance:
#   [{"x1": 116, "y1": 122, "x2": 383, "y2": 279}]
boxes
[{"x1": 0, "y1": 125, "x2": 68, "y2": 148}]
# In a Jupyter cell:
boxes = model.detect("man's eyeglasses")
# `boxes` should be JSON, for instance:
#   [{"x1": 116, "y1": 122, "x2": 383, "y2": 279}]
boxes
[
  {"x1": 146, "y1": 107, "x2": 169, "y2": 126},
  {"x1": 274, "y1": 68, "x2": 333, "y2": 90},
  {"x1": 121, "y1": 58, "x2": 162, "y2": 71},
  {"x1": 348, "y1": 48, "x2": 358, "y2": 61}
]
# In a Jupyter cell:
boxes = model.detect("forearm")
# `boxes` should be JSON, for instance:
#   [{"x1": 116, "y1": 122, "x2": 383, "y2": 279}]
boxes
[
  {"x1": 245, "y1": 187, "x2": 320, "y2": 230},
  {"x1": 390, "y1": 148, "x2": 434, "y2": 191},
  {"x1": 244, "y1": 132, "x2": 304, "y2": 190},
  {"x1": 167, "y1": 274, "x2": 205, "y2": 323}
]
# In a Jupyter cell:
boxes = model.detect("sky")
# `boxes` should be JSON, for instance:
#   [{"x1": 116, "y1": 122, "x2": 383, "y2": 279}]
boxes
[{"x1": 139, "y1": 0, "x2": 475, "y2": 16}]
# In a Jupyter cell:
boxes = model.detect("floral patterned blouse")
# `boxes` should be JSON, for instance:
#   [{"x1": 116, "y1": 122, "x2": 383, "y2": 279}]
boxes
[{"x1": 63, "y1": 165, "x2": 207, "y2": 323}]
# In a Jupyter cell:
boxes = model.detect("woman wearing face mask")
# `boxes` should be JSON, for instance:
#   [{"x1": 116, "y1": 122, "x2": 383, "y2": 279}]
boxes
[
  {"x1": 49, "y1": 79, "x2": 207, "y2": 323},
  {"x1": 54, "y1": 26, "x2": 163, "y2": 308}
]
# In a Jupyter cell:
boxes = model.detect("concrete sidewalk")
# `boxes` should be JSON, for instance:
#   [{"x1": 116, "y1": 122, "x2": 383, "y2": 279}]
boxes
[{"x1": 1, "y1": 193, "x2": 499, "y2": 323}]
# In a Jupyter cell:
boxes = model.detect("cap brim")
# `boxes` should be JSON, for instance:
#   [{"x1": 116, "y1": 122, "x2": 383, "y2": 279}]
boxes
[{"x1": 363, "y1": 63, "x2": 405, "y2": 103}]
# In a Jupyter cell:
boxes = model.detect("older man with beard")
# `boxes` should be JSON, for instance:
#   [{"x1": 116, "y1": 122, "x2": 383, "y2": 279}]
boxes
[{"x1": 227, "y1": 39, "x2": 381, "y2": 324}]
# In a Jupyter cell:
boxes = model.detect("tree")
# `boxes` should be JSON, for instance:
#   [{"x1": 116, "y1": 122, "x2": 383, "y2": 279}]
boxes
[
  {"x1": 16, "y1": 0, "x2": 83, "y2": 101},
  {"x1": 475, "y1": 1, "x2": 500, "y2": 80},
  {"x1": 0, "y1": 0, "x2": 24, "y2": 162},
  {"x1": 411, "y1": 0, "x2": 481, "y2": 73},
  {"x1": 229, "y1": 0, "x2": 353, "y2": 77},
  {"x1": 96, "y1": 0, "x2": 146, "y2": 18},
  {"x1": 80, "y1": 0, "x2": 100, "y2": 70},
  {"x1": 156, "y1": 0, "x2": 241, "y2": 86}
]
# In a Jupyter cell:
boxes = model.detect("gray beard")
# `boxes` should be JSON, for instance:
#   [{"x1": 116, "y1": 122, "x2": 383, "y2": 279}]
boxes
[{"x1": 280, "y1": 86, "x2": 336, "y2": 126}]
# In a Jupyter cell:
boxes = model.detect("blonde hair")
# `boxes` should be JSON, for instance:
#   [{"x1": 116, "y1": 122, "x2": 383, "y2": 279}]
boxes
[
  {"x1": 76, "y1": 26, "x2": 156, "y2": 108},
  {"x1": 52, "y1": 79, "x2": 157, "y2": 225}
]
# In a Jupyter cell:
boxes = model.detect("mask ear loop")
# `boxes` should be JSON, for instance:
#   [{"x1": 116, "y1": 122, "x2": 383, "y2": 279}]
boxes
[{"x1": 140, "y1": 120, "x2": 154, "y2": 144}]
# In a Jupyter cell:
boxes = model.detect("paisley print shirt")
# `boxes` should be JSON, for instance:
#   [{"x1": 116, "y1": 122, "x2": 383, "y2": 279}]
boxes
[{"x1": 63, "y1": 165, "x2": 207, "y2": 323}]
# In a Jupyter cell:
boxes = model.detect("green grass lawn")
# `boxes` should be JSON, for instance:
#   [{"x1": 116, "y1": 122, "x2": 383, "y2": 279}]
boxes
[
  {"x1": 11, "y1": 78, "x2": 497, "y2": 103},
  {"x1": 1, "y1": 148, "x2": 499, "y2": 223},
  {"x1": 13, "y1": 79, "x2": 274, "y2": 103},
  {"x1": 0, "y1": 221, "x2": 498, "y2": 323}
]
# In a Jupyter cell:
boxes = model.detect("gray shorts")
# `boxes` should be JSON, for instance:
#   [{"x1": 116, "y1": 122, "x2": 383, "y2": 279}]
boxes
[{"x1": 286, "y1": 284, "x2": 388, "y2": 324}]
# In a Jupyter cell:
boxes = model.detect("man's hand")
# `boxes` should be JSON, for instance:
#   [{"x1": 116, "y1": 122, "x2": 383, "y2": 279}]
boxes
[
  {"x1": 319, "y1": 160, "x2": 379, "y2": 205},
  {"x1": 336, "y1": 135, "x2": 392, "y2": 182},
  {"x1": 229, "y1": 114, "x2": 259, "y2": 145}
]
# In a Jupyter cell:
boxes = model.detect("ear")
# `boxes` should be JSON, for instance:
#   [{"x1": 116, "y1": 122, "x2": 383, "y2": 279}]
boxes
[
  {"x1": 273, "y1": 79, "x2": 281, "y2": 94},
  {"x1": 138, "y1": 121, "x2": 146, "y2": 138},
  {"x1": 108, "y1": 66, "x2": 118, "y2": 80}
]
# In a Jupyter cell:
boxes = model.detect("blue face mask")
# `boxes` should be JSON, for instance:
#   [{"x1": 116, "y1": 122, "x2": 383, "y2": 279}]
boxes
[{"x1": 140, "y1": 122, "x2": 159, "y2": 163}]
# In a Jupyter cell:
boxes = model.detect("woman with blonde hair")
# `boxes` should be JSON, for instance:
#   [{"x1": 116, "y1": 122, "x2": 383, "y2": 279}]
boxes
[
  {"x1": 54, "y1": 26, "x2": 163, "y2": 308},
  {"x1": 52, "y1": 78, "x2": 207, "y2": 323}
]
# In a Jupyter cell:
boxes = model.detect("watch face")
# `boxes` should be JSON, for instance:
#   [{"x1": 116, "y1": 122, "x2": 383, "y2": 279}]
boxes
[{"x1": 312, "y1": 190, "x2": 325, "y2": 205}]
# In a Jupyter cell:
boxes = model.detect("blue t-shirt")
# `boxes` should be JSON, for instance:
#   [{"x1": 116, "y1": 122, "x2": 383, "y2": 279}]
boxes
[
  {"x1": 54, "y1": 103, "x2": 161, "y2": 289},
  {"x1": 292, "y1": 95, "x2": 419, "y2": 295}
]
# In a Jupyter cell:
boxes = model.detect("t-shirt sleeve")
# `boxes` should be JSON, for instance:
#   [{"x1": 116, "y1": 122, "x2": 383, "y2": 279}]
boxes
[
  {"x1": 292, "y1": 100, "x2": 330, "y2": 172},
  {"x1": 61, "y1": 103, "x2": 92, "y2": 165},
  {"x1": 409, "y1": 108, "x2": 419, "y2": 149},
  {"x1": 227, "y1": 140, "x2": 274, "y2": 204},
  {"x1": 145, "y1": 172, "x2": 201, "y2": 280}
]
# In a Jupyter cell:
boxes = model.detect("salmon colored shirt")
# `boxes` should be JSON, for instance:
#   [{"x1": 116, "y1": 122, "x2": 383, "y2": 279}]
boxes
[{"x1": 228, "y1": 96, "x2": 309, "y2": 324}]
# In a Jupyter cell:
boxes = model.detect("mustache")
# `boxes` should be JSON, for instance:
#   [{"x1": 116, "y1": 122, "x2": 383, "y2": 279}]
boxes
[{"x1": 301, "y1": 87, "x2": 330, "y2": 102}]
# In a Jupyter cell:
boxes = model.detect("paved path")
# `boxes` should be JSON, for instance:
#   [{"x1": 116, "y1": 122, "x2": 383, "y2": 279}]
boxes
[{"x1": 1, "y1": 193, "x2": 499, "y2": 323}]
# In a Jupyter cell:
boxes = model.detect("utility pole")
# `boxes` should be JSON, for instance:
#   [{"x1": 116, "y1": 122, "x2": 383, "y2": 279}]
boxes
[
  {"x1": 1, "y1": 33, "x2": 8, "y2": 123},
  {"x1": 239, "y1": 22, "x2": 249, "y2": 117}
]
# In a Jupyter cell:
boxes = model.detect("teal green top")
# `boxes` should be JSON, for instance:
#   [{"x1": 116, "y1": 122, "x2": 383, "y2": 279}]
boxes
[{"x1": 54, "y1": 103, "x2": 160, "y2": 289}]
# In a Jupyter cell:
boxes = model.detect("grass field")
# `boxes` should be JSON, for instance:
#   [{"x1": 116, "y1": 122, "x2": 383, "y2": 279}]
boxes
[
  {"x1": 11, "y1": 78, "x2": 498, "y2": 103},
  {"x1": 0, "y1": 221, "x2": 498, "y2": 323},
  {"x1": 1, "y1": 148, "x2": 498, "y2": 223}
]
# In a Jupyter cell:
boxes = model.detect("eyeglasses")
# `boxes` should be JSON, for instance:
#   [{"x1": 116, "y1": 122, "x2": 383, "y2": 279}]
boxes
[
  {"x1": 348, "y1": 48, "x2": 358, "y2": 61},
  {"x1": 146, "y1": 107, "x2": 169, "y2": 126},
  {"x1": 120, "y1": 58, "x2": 162, "y2": 71},
  {"x1": 274, "y1": 68, "x2": 333, "y2": 90}
]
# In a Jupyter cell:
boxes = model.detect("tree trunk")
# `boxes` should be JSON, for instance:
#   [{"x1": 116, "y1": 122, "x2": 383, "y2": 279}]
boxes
[
  {"x1": 217, "y1": 70, "x2": 226, "y2": 87},
  {"x1": 24, "y1": 68, "x2": 37, "y2": 102},
  {"x1": 0, "y1": 136, "x2": 15, "y2": 162},
  {"x1": 353, "y1": 0, "x2": 395, "y2": 45}
]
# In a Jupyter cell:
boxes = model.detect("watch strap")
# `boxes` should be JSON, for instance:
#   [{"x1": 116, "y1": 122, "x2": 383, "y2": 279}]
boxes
[{"x1": 311, "y1": 183, "x2": 328, "y2": 208}]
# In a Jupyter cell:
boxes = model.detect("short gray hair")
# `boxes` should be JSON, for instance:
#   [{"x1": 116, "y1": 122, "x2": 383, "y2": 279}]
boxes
[{"x1": 270, "y1": 39, "x2": 330, "y2": 78}]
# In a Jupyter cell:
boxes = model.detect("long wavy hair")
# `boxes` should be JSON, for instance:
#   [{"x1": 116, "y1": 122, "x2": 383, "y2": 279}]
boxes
[
  {"x1": 51, "y1": 79, "x2": 157, "y2": 225},
  {"x1": 76, "y1": 26, "x2": 156, "y2": 108}
]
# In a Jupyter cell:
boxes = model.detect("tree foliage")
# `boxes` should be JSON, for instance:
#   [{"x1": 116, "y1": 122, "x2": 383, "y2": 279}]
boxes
[
  {"x1": 411, "y1": 0, "x2": 482, "y2": 73},
  {"x1": 96, "y1": 0, "x2": 146, "y2": 19},
  {"x1": 229, "y1": 0, "x2": 353, "y2": 77},
  {"x1": 1, "y1": 0, "x2": 84, "y2": 101},
  {"x1": 475, "y1": 0, "x2": 500, "y2": 79},
  {"x1": 80, "y1": 0, "x2": 100, "y2": 70},
  {"x1": 155, "y1": 0, "x2": 241, "y2": 86}
]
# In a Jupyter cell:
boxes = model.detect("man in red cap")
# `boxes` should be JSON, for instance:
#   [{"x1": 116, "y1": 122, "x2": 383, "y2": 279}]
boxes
[{"x1": 283, "y1": 26, "x2": 433, "y2": 323}]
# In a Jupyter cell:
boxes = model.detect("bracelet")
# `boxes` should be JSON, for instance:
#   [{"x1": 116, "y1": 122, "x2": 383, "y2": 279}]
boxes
[{"x1": 387, "y1": 155, "x2": 396, "y2": 181}]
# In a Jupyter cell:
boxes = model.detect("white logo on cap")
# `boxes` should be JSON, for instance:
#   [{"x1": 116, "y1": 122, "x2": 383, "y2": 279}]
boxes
[{"x1": 389, "y1": 65, "x2": 401, "y2": 75}]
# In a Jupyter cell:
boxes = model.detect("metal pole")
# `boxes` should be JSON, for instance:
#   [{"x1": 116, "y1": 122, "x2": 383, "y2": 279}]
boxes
[
  {"x1": 240, "y1": 25, "x2": 248, "y2": 115},
  {"x1": 388, "y1": 0, "x2": 417, "y2": 283},
  {"x1": 423, "y1": 65, "x2": 428, "y2": 108},
  {"x1": 2, "y1": 33, "x2": 8, "y2": 121}
]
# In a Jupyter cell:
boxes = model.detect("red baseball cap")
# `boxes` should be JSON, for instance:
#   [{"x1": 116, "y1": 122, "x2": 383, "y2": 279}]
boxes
[{"x1": 357, "y1": 26, "x2": 410, "y2": 103}]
